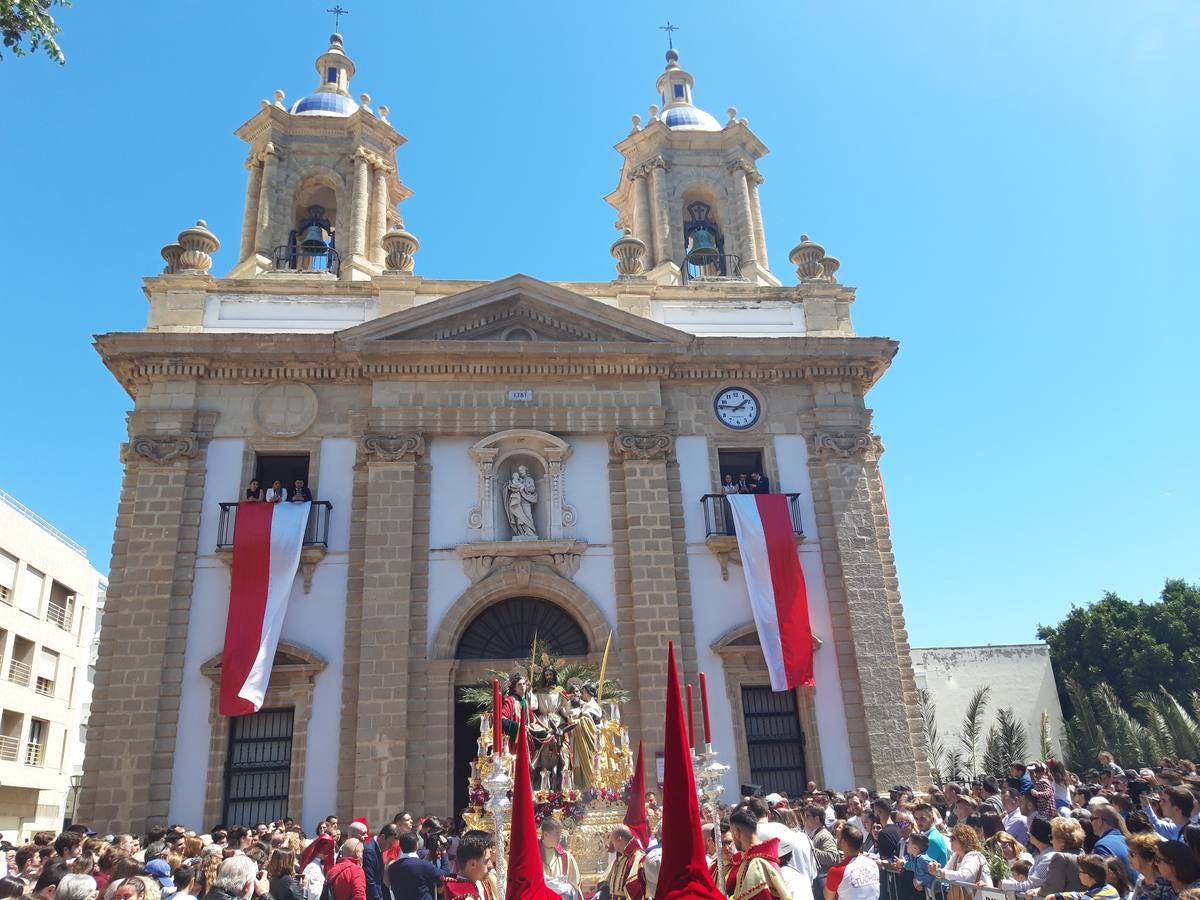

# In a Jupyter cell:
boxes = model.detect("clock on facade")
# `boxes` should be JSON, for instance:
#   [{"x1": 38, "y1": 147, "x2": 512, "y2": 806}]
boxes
[{"x1": 714, "y1": 387, "x2": 761, "y2": 430}]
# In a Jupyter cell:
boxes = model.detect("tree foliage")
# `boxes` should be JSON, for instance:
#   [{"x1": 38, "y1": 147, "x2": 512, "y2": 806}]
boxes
[
  {"x1": 983, "y1": 707, "x2": 1029, "y2": 777},
  {"x1": 918, "y1": 688, "x2": 946, "y2": 783},
  {"x1": 2, "y1": 0, "x2": 69, "y2": 64},
  {"x1": 1038, "y1": 580, "x2": 1200, "y2": 716},
  {"x1": 959, "y1": 686, "x2": 991, "y2": 778}
]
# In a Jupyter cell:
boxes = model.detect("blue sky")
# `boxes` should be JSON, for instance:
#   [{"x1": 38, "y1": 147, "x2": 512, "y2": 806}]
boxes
[{"x1": 2, "y1": 1, "x2": 1196, "y2": 647}]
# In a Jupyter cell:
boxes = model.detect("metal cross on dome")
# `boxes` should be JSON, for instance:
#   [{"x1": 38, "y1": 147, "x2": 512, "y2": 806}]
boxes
[
  {"x1": 659, "y1": 20, "x2": 680, "y2": 50},
  {"x1": 327, "y1": 5, "x2": 350, "y2": 30}
]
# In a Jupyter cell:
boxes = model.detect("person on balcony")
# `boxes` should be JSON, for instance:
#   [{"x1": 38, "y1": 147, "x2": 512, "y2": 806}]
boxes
[
  {"x1": 722, "y1": 474, "x2": 741, "y2": 495},
  {"x1": 750, "y1": 472, "x2": 771, "y2": 494},
  {"x1": 266, "y1": 480, "x2": 287, "y2": 503},
  {"x1": 245, "y1": 480, "x2": 264, "y2": 502},
  {"x1": 290, "y1": 479, "x2": 313, "y2": 503}
]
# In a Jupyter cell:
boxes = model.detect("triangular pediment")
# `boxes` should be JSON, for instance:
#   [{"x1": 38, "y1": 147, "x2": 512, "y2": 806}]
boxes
[{"x1": 339, "y1": 273, "x2": 692, "y2": 345}]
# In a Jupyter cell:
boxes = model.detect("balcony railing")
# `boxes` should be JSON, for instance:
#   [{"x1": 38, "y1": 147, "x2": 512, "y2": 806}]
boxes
[
  {"x1": 24, "y1": 742, "x2": 42, "y2": 767},
  {"x1": 216, "y1": 501, "x2": 333, "y2": 550},
  {"x1": 0, "y1": 735, "x2": 18, "y2": 762},
  {"x1": 700, "y1": 493, "x2": 804, "y2": 538},
  {"x1": 272, "y1": 244, "x2": 341, "y2": 276},
  {"x1": 682, "y1": 253, "x2": 744, "y2": 284},
  {"x1": 6, "y1": 659, "x2": 31, "y2": 688},
  {"x1": 35, "y1": 677, "x2": 54, "y2": 698},
  {"x1": 46, "y1": 601, "x2": 73, "y2": 631},
  {"x1": 0, "y1": 585, "x2": 11, "y2": 605}
]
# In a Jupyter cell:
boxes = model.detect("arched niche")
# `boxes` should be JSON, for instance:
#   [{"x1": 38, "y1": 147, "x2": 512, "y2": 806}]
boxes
[
  {"x1": 467, "y1": 429, "x2": 577, "y2": 542},
  {"x1": 455, "y1": 596, "x2": 588, "y2": 660}
]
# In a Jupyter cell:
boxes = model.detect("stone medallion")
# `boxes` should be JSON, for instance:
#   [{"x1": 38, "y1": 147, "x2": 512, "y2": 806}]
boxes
[{"x1": 253, "y1": 382, "x2": 319, "y2": 437}]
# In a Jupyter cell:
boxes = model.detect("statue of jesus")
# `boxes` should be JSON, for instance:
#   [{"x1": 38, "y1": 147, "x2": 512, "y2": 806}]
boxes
[{"x1": 504, "y1": 465, "x2": 538, "y2": 539}]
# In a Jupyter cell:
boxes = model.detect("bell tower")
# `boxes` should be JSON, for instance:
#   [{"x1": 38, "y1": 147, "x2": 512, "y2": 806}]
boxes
[
  {"x1": 605, "y1": 48, "x2": 778, "y2": 286},
  {"x1": 230, "y1": 33, "x2": 415, "y2": 280}
]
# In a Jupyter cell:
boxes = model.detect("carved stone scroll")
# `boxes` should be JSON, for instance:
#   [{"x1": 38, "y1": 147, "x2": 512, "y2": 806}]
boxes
[
  {"x1": 129, "y1": 434, "x2": 197, "y2": 465},
  {"x1": 611, "y1": 430, "x2": 674, "y2": 460},
  {"x1": 360, "y1": 432, "x2": 425, "y2": 463}
]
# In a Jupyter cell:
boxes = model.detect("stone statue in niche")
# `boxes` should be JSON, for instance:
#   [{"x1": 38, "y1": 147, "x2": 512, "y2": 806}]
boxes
[{"x1": 504, "y1": 465, "x2": 539, "y2": 539}]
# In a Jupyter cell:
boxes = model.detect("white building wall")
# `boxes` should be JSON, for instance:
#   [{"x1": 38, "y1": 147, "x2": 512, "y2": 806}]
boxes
[
  {"x1": 169, "y1": 438, "x2": 355, "y2": 828},
  {"x1": 910, "y1": 644, "x2": 1068, "y2": 769},
  {"x1": 0, "y1": 489, "x2": 105, "y2": 840},
  {"x1": 426, "y1": 435, "x2": 616, "y2": 653},
  {"x1": 678, "y1": 435, "x2": 855, "y2": 796}
]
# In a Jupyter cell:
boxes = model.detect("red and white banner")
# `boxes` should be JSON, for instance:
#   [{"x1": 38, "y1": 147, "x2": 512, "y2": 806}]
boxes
[
  {"x1": 726, "y1": 494, "x2": 814, "y2": 690},
  {"x1": 219, "y1": 501, "x2": 311, "y2": 717}
]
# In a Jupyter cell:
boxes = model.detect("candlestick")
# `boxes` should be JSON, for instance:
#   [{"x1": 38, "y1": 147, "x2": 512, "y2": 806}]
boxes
[
  {"x1": 698, "y1": 672, "x2": 712, "y2": 744},
  {"x1": 686, "y1": 683, "x2": 696, "y2": 749},
  {"x1": 492, "y1": 678, "x2": 502, "y2": 755}
]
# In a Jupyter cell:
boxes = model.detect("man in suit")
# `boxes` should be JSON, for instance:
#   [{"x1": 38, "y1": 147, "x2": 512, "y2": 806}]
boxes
[
  {"x1": 364, "y1": 824, "x2": 400, "y2": 900},
  {"x1": 389, "y1": 832, "x2": 444, "y2": 900}
]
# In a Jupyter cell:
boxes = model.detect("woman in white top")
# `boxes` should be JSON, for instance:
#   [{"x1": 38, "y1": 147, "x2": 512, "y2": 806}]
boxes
[
  {"x1": 930, "y1": 824, "x2": 994, "y2": 900},
  {"x1": 266, "y1": 479, "x2": 287, "y2": 503},
  {"x1": 1048, "y1": 758, "x2": 1073, "y2": 808}
]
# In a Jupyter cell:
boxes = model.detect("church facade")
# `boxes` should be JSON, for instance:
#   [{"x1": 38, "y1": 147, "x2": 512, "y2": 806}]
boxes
[{"x1": 79, "y1": 34, "x2": 926, "y2": 833}]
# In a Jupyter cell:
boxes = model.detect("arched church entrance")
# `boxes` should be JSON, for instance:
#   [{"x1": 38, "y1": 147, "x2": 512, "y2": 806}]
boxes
[{"x1": 452, "y1": 597, "x2": 589, "y2": 814}]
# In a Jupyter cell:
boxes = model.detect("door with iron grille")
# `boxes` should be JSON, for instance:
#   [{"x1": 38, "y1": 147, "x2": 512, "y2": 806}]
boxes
[
  {"x1": 741, "y1": 686, "x2": 807, "y2": 795},
  {"x1": 223, "y1": 708, "x2": 294, "y2": 825}
]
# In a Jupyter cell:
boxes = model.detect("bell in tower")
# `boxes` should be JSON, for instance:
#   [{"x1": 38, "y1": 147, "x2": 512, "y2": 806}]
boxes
[
  {"x1": 229, "y1": 33, "x2": 416, "y2": 280},
  {"x1": 604, "y1": 48, "x2": 780, "y2": 286}
]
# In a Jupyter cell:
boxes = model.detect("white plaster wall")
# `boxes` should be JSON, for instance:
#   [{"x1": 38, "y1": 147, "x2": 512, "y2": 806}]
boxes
[
  {"x1": 678, "y1": 434, "x2": 855, "y2": 795},
  {"x1": 169, "y1": 438, "x2": 354, "y2": 828},
  {"x1": 910, "y1": 644, "x2": 1068, "y2": 764},
  {"x1": 426, "y1": 435, "x2": 615, "y2": 654},
  {"x1": 652, "y1": 301, "x2": 806, "y2": 337},
  {"x1": 202, "y1": 294, "x2": 377, "y2": 332}
]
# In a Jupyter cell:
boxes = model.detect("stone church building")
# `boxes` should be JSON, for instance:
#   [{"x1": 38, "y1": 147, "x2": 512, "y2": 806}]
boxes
[{"x1": 79, "y1": 34, "x2": 926, "y2": 833}]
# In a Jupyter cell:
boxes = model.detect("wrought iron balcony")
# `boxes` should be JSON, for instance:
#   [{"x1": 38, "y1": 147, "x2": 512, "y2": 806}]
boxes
[
  {"x1": 271, "y1": 244, "x2": 341, "y2": 276},
  {"x1": 682, "y1": 253, "x2": 743, "y2": 284},
  {"x1": 24, "y1": 742, "x2": 42, "y2": 767},
  {"x1": 0, "y1": 735, "x2": 18, "y2": 762},
  {"x1": 215, "y1": 501, "x2": 333, "y2": 550},
  {"x1": 699, "y1": 493, "x2": 803, "y2": 538}
]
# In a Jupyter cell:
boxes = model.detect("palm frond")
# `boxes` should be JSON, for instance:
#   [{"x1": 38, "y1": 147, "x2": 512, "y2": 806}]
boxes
[
  {"x1": 918, "y1": 688, "x2": 946, "y2": 782},
  {"x1": 958, "y1": 685, "x2": 991, "y2": 778}
]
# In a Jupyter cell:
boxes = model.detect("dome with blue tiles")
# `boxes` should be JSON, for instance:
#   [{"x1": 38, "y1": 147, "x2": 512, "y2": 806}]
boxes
[
  {"x1": 291, "y1": 91, "x2": 359, "y2": 117},
  {"x1": 658, "y1": 105, "x2": 721, "y2": 132},
  {"x1": 654, "y1": 48, "x2": 723, "y2": 133}
]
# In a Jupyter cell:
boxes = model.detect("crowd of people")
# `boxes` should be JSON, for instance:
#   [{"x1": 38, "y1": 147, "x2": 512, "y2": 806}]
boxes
[{"x1": 4, "y1": 753, "x2": 1200, "y2": 900}]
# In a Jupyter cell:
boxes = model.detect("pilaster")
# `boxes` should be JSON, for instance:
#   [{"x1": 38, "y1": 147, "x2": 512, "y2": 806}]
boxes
[
  {"x1": 369, "y1": 159, "x2": 390, "y2": 268},
  {"x1": 240, "y1": 156, "x2": 264, "y2": 263},
  {"x1": 805, "y1": 424, "x2": 922, "y2": 789},
  {"x1": 729, "y1": 159, "x2": 759, "y2": 269},
  {"x1": 351, "y1": 430, "x2": 427, "y2": 821},
  {"x1": 78, "y1": 409, "x2": 217, "y2": 833},
  {"x1": 610, "y1": 429, "x2": 681, "y2": 766},
  {"x1": 647, "y1": 158, "x2": 671, "y2": 268},
  {"x1": 255, "y1": 142, "x2": 280, "y2": 258}
]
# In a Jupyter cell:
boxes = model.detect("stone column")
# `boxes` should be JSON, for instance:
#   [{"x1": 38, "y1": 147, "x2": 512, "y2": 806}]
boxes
[
  {"x1": 647, "y1": 158, "x2": 672, "y2": 267},
  {"x1": 611, "y1": 430, "x2": 681, "y2": 767},
  {"x1": 805, "y1": 426, "x2": 923, "y2": 789},
  {"x1": 240, "y1": 157, "x2": 263, "y2": 263},
  {"x1": 352, "y1": 431, "x2": 426, "y2": 822},
  {"x1": 630, "y1": 172, "x2": 653, "y2": 266},
  {"x1": 77, "y1": 412, "x2": 216, "y2": 833},
  {"x1": 747, "y1": 172, "x2": 769, "y2": 271},
  {"x1": 730, "y1": 159, "x2": 759, "y2": 268},
  {"x1": 370, "y1": 161, "x2": 390, "y2": 267},
  {"x1": 349, "y1": 148, "x2": 371, "y2": 260},
  {"x1": 255, "y1": 142, "x2": 280, "y2": 257}
]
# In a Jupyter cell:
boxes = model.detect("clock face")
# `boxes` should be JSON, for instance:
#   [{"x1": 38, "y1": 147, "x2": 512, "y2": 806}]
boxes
[{"x1": 714, "y1": 387, "x2": 761, "y2": 430}]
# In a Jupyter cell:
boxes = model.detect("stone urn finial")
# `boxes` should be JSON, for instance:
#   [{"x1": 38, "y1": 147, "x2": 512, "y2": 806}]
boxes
[
  {"x1": 381, "y1": 224, "x2": 419, "y2": 273},
  {"x1": 610, "y1": 229, "x2": 647, "y2": 277},
  {"x1": 160, "y1": 241, "x2": 184, "y2": 274},
  {"x1": 176, "y1": 220, "x2": 220, "y2": 274},
  {"x1": 789, "y1": 234, "x2": 825, "y2": 282},
  {"x1": 818, "y1": 255, "x2": 840, "y2": 282}
]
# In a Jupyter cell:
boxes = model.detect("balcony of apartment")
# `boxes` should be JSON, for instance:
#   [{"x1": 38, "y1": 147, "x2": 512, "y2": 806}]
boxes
[
  {"x1": 698, "y1": 493, "x2": 804, "y2": 581},
  {"x1": 46, "y1": 582, "x2": 75, "y2": 633},
  {"x1": 214, "y1": 501, "x2": 333, "y2": 593},
  {"x1": 0, "y1": 712, "x2": 57, "y2": 789},
  {"x1": 6, "y1": 637, "x2": 34, "y2": 689}
]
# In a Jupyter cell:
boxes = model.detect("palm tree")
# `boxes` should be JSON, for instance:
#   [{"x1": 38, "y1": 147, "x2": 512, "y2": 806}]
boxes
[
  {"x1": 983, "y1": 707, "x2": 1029, "y2": 776},
  {"x1": 959, "y1": 686, "x2": 991, "y2": 779},
  {"x1": 918, "y1": 688, "x2": 946, "y2": 782}
]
